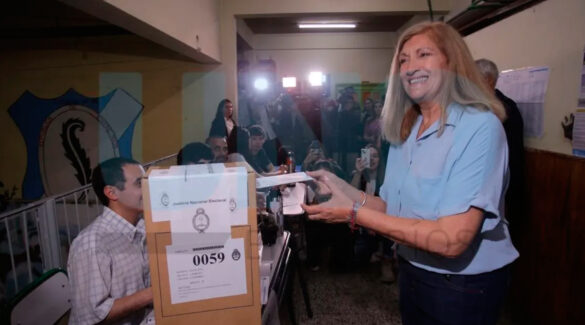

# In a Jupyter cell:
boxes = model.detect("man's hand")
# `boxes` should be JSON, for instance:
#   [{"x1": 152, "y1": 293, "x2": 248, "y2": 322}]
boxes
[{"x1": 101, "y1": 287, "x2": 153, "y2": 324}]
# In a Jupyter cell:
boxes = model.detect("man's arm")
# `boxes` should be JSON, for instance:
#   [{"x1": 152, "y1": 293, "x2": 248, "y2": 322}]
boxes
[{"x1": 100, "y1": 287, "x2": 153, "y2": 324}]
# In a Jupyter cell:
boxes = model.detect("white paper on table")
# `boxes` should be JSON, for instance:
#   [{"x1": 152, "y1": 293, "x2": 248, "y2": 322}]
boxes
[
  {"x1": 256, "y1": 172, "x2": 313, "y2": 189},
  {"x1": 166, "y1": 238, "x2": 247, "y2": 304},
  {"x1": 282, "y1": 183, "x2": 306, "y2": 215}
]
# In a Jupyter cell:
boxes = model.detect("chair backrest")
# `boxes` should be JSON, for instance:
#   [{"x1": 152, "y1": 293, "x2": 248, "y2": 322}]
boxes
[{"x1": 8, "y1": 269, "x2": 70, "y2": 325}]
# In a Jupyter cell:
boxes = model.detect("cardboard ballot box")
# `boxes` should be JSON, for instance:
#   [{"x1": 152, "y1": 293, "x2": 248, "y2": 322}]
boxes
[{"x1": 142, "y1": 162, "x2": 261, "y2": 324}]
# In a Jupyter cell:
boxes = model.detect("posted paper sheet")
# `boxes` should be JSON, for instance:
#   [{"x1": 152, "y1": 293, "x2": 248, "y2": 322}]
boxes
[
  {"x1": 496, "y1": 66, "x2": 550, "y2": 138},
  {"x1": 166, "y1": 238, "x2": 247, "y2": 304},
  {"x1": 148, "y1": 164, "x2": 248, "y2": 226}
]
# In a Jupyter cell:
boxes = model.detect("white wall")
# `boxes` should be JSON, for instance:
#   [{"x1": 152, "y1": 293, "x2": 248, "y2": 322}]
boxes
[
  {"x1": 62, "y1": 0, "x2": 221, "y2": 62},
  {"x1": 251, "y1": 32, "x2": 396, "y2": 92},
  {"x1": 220, "y1": 0, "x2": 450, "y2": 107},
  {"x1": 465, "y1": 0, "x2": 585, "y2": 154}
]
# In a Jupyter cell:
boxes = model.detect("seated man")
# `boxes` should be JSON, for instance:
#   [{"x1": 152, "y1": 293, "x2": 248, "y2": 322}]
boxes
[
  {"x1": 248, "y1": 125, "x2": 275, "y2": 173},
  {"x1": 177, "y1": 142, "x2": 214, "y2": 165},
  {"x1": 68, "y1": 157, "x2": 153, "y2": 325},
  {"x1": 206, "y1": 135, "x2": 228, "y2": 163}
]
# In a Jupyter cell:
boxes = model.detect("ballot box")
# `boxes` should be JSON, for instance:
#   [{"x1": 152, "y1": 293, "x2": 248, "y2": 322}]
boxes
[{"x1": 142, "y1": 162, "x2": 261, "y2": 324}]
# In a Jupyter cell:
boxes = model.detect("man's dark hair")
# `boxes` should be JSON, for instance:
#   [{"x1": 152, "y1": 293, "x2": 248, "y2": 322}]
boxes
[
  {"x1": 248, "y1": 124, "x2": 266, "y2": 138},
  {"x1": 92, "y1": 157, "x2": 141, "y2": 206},
  {"x1": 177, "y1": 142, "x2": 213, "y2": 165},
  {"x1": 206, "y1": 134, "x2": 226, "y2": 144}
]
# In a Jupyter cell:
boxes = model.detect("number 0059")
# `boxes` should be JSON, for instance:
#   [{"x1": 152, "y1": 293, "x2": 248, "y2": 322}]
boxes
[{"x1": 193, "y1": 252, "x2": 225, "y2": 266}]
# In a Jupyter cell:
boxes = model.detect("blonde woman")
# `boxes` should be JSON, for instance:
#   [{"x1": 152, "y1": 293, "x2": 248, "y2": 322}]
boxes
[{"x1": 303, "y1": 21, "x2": 518, "y2": 325}]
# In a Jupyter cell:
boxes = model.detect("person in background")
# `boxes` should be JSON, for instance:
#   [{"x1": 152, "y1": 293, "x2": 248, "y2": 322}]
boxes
[
  {"x1": 363, "y1": 99, "x2": 383, "y2": 148},
  {"x1": 302, "y1": 140, "x2": 327, "y2": 172},
  {"x1": 206, "y1": 135, "x2": 228, "y2": 163},
  {"x1": 250, "y1": 94, "x2": 279, "y2": 164},
  {"x1": 303, "y1": 21, "x2": 518, "y2": 325},
  {"x1": 361, "y1": 97, "x2": 376, "y2": 125},
  {"x1": 68, "y1": 157, "x2": 152, "y2": 325},
  {"x1": 176, "y1": 142, "x2": 214, "y2": 165},
  {"x1": 476, "y1": 58, "x2": 525, "y2": 243},
  {"x1": 320, "y1": 98, "x2": 339, "y2": 160},
  {"x1": 248, "y1": 125, "x2": 276, "y2": 173},
  {"x1": 226, "y1": 126, "x2": 253, "y2": 165},
  {"x1": 301, "y1": 140, "x2": 345, "y2": 177},
  {"x1": 350, "y1": 144, "x2": 395, "y2": 283},
  {"x1": 304, "y1": 159, "x2": 352, "y2": 272},
  {"x1": 335, "y1": 88, "x2": 363, "y2": 174},
  {"x1": 209, "y1": 99, "x2": 237, "y2": 146}
]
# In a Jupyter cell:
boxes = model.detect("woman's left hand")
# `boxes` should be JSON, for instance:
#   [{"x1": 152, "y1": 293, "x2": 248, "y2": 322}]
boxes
[{"x1": 302, "y1": 174, "x2": 353, "y2": 223}]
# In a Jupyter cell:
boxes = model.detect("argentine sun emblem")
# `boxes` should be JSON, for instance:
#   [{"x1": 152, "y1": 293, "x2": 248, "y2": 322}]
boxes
[
  {"x1": 192, "y1": 208, "x2": 210, "y2": 233},
  {"x1": 229, "y1": 197, "x2": 237, "y2": 212},
  {"x1": 232, "y1": 249, "x2": 241, "y2": 261}
]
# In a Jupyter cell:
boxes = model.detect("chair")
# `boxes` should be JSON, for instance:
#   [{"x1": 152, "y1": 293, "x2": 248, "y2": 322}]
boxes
[{"x1": 6, "y1": 268, "x2": 70, "y2": 325}]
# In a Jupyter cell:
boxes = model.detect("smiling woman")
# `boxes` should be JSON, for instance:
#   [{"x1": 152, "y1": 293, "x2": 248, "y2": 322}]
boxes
[
  {"x1": 382, "y1": 22, "x2": 505, "y2": 144},
  {"x1": 303, "y1": 21, "x2": 518, "y2": 325},
  {"x1": 398, "y1": 33, "x2": 447, "y2": 108}
]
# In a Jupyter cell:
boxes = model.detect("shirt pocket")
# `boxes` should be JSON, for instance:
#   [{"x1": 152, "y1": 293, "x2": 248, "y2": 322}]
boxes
[{"x1": 411, "y1": 175, "x2": 442, "y2": 219}]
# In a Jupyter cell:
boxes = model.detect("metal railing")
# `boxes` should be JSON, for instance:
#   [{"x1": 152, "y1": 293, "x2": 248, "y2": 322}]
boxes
[{"x1": 0, "y1": 154, "x2": 177, "y2": 303}]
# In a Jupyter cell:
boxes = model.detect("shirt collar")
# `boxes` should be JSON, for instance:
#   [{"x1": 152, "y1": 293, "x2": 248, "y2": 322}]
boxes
[
  {"x1": 102, "y1": 206, "x2": 145, "y2": 242},
  {"x1": 445, "y1": 102, "x2": 464, "y2": 127},
  {"x1": 414, "y1": 103, "x2": 463, "y2": 141}
]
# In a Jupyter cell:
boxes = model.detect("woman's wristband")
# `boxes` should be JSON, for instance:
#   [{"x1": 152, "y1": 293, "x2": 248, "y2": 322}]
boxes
[{"x1": 348, "y1": 201, "x2": 360, "y2": 231}]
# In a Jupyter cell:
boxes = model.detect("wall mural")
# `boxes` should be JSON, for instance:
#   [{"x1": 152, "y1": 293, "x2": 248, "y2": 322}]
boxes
[{"x1": 8, "y1": 88, "x2": 143, "y2": 200}]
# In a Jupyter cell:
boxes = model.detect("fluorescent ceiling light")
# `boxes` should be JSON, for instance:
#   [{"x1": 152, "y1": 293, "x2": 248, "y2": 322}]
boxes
[{"x1": 298, "y1": 23, "x2": 356, "y2": 29}]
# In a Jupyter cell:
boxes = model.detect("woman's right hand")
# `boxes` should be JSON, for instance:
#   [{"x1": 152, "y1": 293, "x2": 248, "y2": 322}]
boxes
[
  {"x1": 302, "y1": 170, "x2": 354, "y2": 223},
  {"x1": 306, "y1": 169, "x2": 346, "y2": 192},
  {"x1": 305, "y1": 168, "x2": 362, "y2": 203}
]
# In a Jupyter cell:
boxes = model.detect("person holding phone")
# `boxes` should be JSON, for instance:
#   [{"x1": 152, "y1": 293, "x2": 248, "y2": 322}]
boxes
[
  {"x1": 303, "y1": 21, "x2": 518, "y2": 325},
  {"x1": 351, "y1": 145, "x2": 382, "y2": 196},
  {"x1": 302, "y1": 140, "x2": 326, "y2": 171},
  {"x1": 350, "y1": 145, "x2": 395, "y2": 282}
]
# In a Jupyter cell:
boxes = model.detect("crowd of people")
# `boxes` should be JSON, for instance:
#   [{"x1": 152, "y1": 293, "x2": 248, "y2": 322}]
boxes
[{"x1": 65, "y1": 20, "x2": 523, "y2": 325}]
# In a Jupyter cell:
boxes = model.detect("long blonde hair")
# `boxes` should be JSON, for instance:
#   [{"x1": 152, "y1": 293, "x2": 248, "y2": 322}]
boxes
[{"x1": 381, "y1": 22, "x2": 505, "y2": 144}]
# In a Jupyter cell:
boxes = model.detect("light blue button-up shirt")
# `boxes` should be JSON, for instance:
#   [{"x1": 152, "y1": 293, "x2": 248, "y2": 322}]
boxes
[{"x1": 380, "y1": 102, "x2": 519, "y2": 275}]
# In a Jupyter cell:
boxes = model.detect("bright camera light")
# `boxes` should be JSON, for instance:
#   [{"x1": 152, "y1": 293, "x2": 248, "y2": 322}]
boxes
[
  {"x1": 282, "y1": 77, "x2": 297, "y2": 88},
  {"x1": 308, "y1": 72, "x2": 324, "y2": 87},
  {"x1": 254, "y1": 78, "x2": 269, "y2": 91}
]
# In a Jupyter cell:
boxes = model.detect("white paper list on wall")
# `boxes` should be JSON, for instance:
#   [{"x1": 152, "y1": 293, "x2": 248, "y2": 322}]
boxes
[
  {"x1": 496, "y1": 66, "x2": 550, "y2": 138},
  {"x1": 572, "y1": 49, "x2": 585, "y2": 158}
]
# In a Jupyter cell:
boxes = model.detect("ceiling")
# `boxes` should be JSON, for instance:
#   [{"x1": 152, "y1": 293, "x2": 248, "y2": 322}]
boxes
[
  {"x1": 0, "y1": 0, "x2": 129, "y2": 39},
  {"x1": 242, "y1": 13, "x2": 417, "y2": 34}
]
